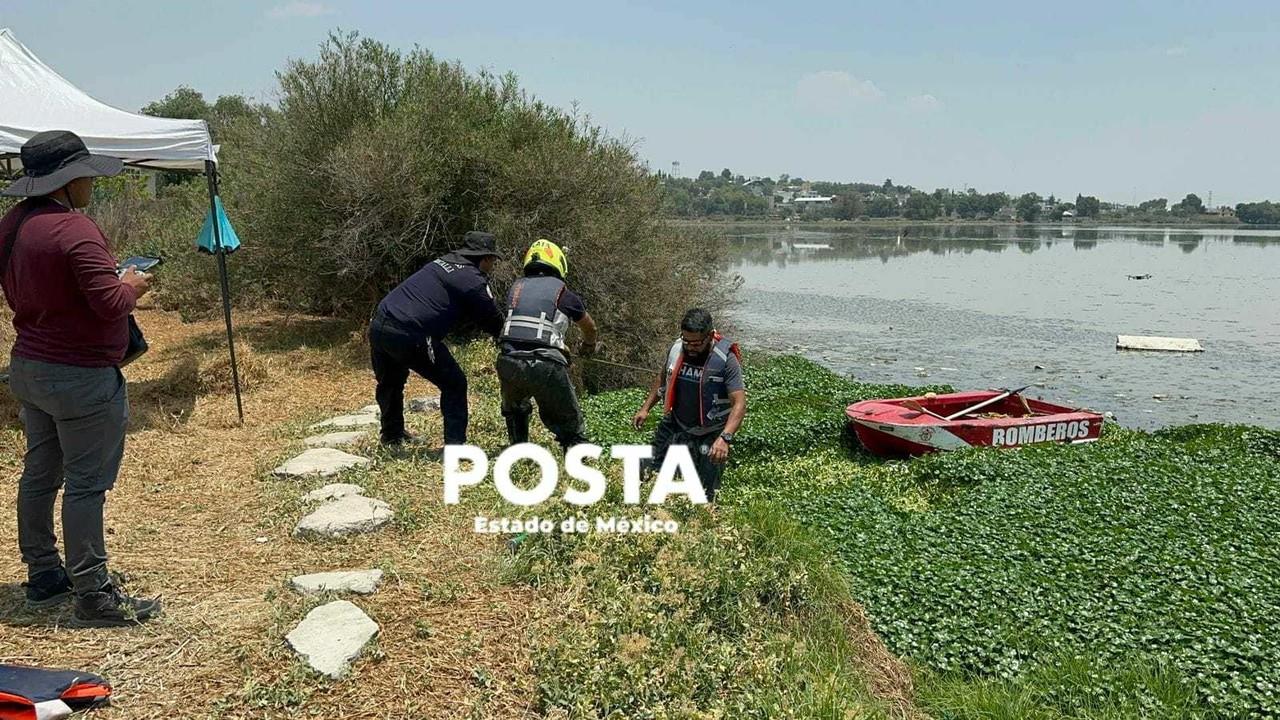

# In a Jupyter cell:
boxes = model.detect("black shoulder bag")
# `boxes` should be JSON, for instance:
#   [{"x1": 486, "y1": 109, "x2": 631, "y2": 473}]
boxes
[
  {"x1": 121, "y1": 309, "x2": 148, "y2": 367},
  {"x1": 1, "y1": 206, "x2": 148, "y2": 367}
]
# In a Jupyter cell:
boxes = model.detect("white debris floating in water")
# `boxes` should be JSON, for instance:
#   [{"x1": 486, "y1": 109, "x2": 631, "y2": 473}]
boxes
[{"x1": 1116, "y1": 335, "x2": 1204, "y2": 353}]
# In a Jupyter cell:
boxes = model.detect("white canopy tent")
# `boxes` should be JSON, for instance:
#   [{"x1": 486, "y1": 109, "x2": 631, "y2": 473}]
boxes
[
  {"x1": 0, "y1": 28, "x2": 217, "y2": 173},
  {"x1": 0, "y1": 28, "x2": 243, "y2": 419}
]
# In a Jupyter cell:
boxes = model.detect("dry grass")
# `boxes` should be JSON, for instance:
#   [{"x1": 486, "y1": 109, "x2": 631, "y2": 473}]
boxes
[
  {"x1": 841, "y1": 601, "x2": 925, "y2": 720},
  {"x1": 0, "y1": 305, "x2": 537, "y2": 719},
  {"x1": 0, "y1": 303, "x2": 924, "y2": 719}
]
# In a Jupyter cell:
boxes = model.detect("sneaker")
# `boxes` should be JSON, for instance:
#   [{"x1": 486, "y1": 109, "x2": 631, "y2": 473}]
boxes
[
  {"x1": 23, "y1": 567, "x2": 73, "y2": 609},
  {"x1": 70, "y1": 585, "x2": 162, "y2": 628}
]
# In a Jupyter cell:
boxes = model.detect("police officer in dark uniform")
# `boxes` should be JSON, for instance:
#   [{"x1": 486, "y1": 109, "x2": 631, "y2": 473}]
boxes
[
  {"x1": 370, "y1": 231, "x2": 503, "y2": 446},
  {"x1": 496, "y1": 239, "x2": 598, "y2": 450}
]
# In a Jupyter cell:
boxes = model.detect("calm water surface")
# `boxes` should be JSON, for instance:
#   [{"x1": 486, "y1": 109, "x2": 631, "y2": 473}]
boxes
[{"x1": 727, "y1": 224, "x2": 1280, "y2": 429}]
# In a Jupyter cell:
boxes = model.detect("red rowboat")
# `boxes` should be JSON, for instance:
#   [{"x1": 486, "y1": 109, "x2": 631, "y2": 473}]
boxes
[{"x1": 846, "y1": 389, "x2": 1104, "y2": 458}]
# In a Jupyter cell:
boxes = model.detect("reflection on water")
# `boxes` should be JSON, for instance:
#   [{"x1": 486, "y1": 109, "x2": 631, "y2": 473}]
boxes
[
  {"x1": 727, "y1": 224, "x2": 1280, "y2": 429},
  {"x1": 731, "y1": 224, "x2": 1280, "y2": 268}
]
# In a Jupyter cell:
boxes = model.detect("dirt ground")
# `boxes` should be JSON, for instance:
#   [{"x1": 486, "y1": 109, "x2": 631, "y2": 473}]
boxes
[{"x1": 0, "y1": 305, "x2": 538, "y2": 719}]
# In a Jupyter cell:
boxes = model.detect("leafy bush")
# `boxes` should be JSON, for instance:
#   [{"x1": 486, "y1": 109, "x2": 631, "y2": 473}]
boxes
[
  {"x1": 100, "y1": 179, "x2": 231, "y2": 318},
  {"x1": 206, "y1": 31, "x2": 728, "y2": 378}
]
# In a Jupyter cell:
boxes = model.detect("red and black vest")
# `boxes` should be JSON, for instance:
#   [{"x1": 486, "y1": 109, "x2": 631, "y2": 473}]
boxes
[{"x1": 661, "y1": 332, "x2": 741, "y2": 429}]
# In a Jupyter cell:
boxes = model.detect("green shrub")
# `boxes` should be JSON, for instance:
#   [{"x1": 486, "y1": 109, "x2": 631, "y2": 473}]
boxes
[{"x1": 202, "y1": 31, "x2": 728, "y2": 380}]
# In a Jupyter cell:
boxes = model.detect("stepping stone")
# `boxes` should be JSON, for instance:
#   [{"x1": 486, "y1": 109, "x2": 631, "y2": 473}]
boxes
[
  {"x1": 285, "y1": 600, "x2": 379, "y2": 679},
  {"x1": 408, "y1": 396, "x2": 440, "y2": 413},
  {"x1": 310, "y1": 413, "x2": 380, "y2": 430},
  {"x1": 358, "y1": 404, "x2": 381, "y2": 416},
  {"x1": 274, "y1": 449, "x2": 370, "y2": 478},
  {"x1": 290, "y1": 569, "x2": 384, "y2": 596},
  {"x1": 302, "y1": 483, "x2": 366, "y2": 503},
  {"x1": 304, "y1": 431, "x2": 368, "y2": 449},
  {"x1": 295, "y1": 495, "x2": 393, "y2": 538}
]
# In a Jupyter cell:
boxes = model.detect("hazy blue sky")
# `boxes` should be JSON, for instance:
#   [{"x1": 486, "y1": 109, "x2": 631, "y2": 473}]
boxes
[{"x1": 3, "y1": 1, "x2": 1277, "y2": 205}]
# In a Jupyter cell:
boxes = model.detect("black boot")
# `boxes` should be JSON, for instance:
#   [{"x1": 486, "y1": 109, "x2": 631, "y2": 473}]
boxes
[
  {"x1": 381, "y1": 430, "x2": 419, "y2": 447},
  {"x1": 504, "y1": 413, "x2": 531, "y2": 446},
  {"x1": 23, "y1": 566, "x2": 72, "y2": 609},
  {"x1": 71, "y1": 584, "x2": 162, "y2": 628}
]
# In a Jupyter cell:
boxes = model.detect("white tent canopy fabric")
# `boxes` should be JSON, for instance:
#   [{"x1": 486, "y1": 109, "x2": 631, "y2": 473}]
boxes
[{"x1": 0, "y1": 28, "x2": 216, "y2": 174}]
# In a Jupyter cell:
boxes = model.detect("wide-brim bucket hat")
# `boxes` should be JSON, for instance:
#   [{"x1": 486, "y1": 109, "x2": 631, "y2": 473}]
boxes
[
  {"x1": 455, "y1": 230, "x2": 501, "y2": 259},
  {"x1": 2, "y1": 130, "x2": 123, "y2": 197}
]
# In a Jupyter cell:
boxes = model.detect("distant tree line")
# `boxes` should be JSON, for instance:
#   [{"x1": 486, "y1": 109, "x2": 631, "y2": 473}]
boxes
[
  {"x1": 1235, "y1": 201, "x2": 1280, "y2": 225},
  {"x1": 660, "y1": 170, "x2": 1272, "y2": 225}
]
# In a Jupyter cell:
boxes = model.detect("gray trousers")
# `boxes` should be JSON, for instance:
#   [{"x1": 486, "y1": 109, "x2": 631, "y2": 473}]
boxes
[
  {"x1": 8, "y1": 356, "x2": 127, "y2": 594},
  {"x1": 496, "y1": 354, "x2": 587, "y2": 450},
  {"x1": 648, "y1": 415, "x2": 726, "y2": 502}
]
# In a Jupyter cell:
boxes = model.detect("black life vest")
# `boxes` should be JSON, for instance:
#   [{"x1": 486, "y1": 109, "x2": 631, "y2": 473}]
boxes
[{"x1": 500, "y1": 276, "x2": 571, "y2": 350}]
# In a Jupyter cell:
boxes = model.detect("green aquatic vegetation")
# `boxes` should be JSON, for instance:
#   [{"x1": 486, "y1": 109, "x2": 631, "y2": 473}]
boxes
[
  {"x1": 790, "y1": 431, "x2": 1280, "y2": 718},
  {"x1": 579, "y1": 353, "x2": 1280, "y2": 717},
  {"x1": 737, "y1": 354, "x2": 948, "y2": 463},
  {"x1": 583, "y1": 352, "x2": 948, "y2": 464}
]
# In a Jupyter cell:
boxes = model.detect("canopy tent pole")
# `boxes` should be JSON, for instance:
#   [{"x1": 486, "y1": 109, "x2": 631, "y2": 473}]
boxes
[{"x1": 204, "y1": 160, "x2": 244, "y2": 423}]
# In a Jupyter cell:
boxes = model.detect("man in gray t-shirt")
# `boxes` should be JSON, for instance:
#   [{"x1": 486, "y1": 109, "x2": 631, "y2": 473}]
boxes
[{"x1": 633, "y1": 309, "x2": 747, "y2": 502}]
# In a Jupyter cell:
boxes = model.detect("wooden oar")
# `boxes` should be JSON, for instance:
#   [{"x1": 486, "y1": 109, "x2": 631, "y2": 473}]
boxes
[
  {"x1": 900, "y1": 398, "x2": 949, "y2": 420},
  {"x1": 944, "y1": 385, "x2": 1034, "y2": 422}
]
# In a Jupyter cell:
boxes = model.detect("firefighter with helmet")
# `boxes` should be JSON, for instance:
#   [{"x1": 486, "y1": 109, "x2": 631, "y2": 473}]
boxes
[{"x1": 496, "y1": 239, "x2": 598, "y2": 450}]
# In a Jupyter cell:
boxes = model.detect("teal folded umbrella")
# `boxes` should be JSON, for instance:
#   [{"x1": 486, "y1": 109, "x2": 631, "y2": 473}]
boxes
[{"x1": 196, "y1": 196, "x2": 241, "y2": 254}]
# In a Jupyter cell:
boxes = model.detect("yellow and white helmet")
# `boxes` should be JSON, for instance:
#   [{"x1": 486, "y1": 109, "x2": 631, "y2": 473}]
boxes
[{"x1": 522, "y1": 238, "x2": 568, "y2": 279}]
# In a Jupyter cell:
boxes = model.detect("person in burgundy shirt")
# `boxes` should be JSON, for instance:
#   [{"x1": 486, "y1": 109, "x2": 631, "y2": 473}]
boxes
[{"x1": 1, "y1": 130, "x2": 160, "y2": 627}]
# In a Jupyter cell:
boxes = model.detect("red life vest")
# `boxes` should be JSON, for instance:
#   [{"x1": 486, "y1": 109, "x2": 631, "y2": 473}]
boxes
[{"x1": 662, "y1": 331, "x2": 741, "y2": 427}]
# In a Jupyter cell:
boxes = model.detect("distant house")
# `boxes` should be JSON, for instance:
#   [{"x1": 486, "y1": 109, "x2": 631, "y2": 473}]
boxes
[
  {"x1": 791, "y1": 192, "x2": 836, "y2": 206},
  {"x1": 741, "y1": 178, "x2": 767, "y2": 197},
  {"x1": 1061, "y1": 209, "x2": 1076, "y2": 220}
]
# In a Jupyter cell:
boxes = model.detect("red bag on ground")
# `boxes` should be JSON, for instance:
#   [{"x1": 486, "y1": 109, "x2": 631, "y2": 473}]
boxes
[{"x1": 0, "y1": 665, "x2": 111, "y2": 720}]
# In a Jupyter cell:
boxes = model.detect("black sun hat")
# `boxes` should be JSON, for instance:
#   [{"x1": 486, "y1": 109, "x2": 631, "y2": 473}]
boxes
[
  {"x1": 2, "y1": 130, "x2": 123, "y2": 197},
  {"x1": 455, "y1": 230, "x2": 501, "y2": 259}
]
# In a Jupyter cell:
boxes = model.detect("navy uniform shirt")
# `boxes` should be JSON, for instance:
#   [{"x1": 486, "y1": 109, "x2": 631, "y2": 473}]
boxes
[{"x1": 376, "y1": 253, "x2": 503, "y2": 339}]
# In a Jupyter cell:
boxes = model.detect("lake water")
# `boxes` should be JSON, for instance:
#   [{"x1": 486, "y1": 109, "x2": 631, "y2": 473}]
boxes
[{"x1": 726, "y1": 224, "x2": 1280, "y2": 429}]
